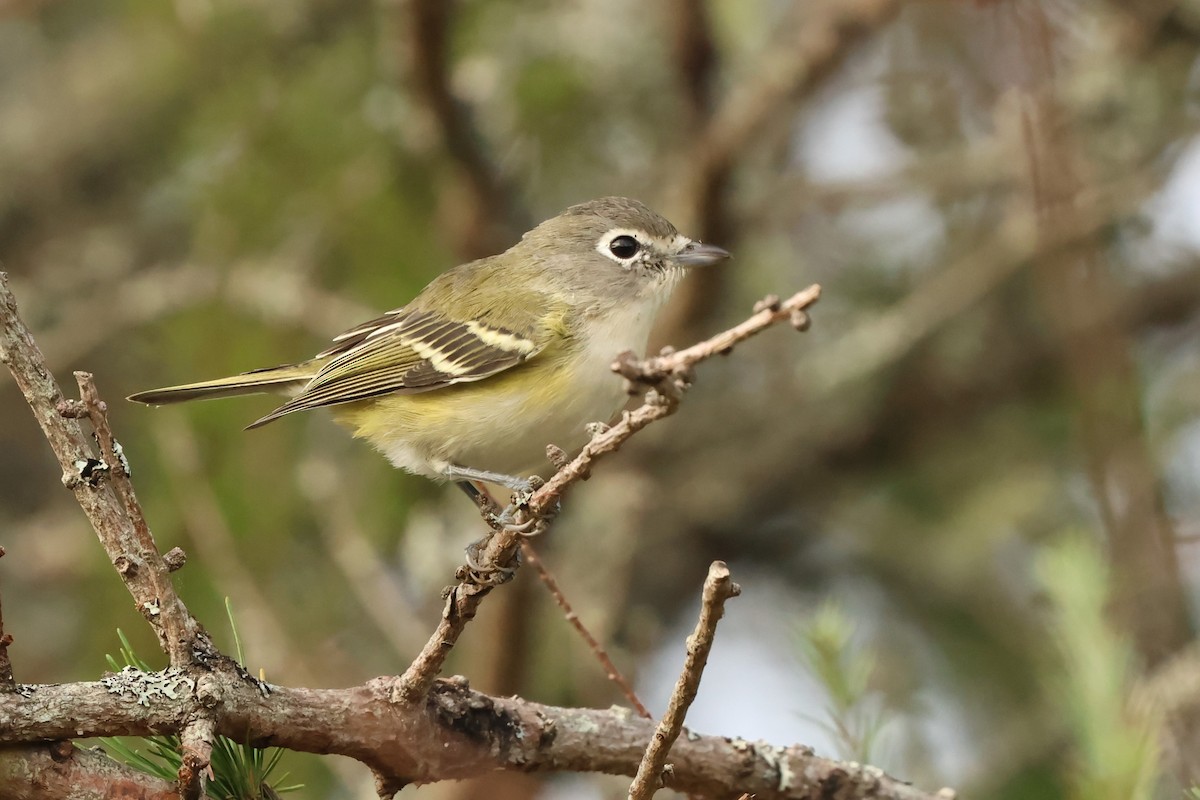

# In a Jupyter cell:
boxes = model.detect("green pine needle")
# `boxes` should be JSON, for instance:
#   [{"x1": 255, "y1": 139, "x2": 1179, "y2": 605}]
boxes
[{"x1": 99, "y1": 600, "x2": 301, "y2": 798}]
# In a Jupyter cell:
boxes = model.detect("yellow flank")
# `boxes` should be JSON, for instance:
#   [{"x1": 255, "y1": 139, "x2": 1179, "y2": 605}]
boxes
[{"x1": 330, "y1": 337, "x2": 616, "y2": 479}]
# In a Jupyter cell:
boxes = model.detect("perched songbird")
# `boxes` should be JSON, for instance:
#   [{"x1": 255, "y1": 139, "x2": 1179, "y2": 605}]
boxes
[{"x1": 129, "y1": 197, "x2": 729, "y2": 497}]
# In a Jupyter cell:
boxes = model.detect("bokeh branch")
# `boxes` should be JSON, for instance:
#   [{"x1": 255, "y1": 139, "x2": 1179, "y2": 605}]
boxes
[
  {"x1": 665, "y1": 0, "x2": 900, "y2": 337},
  {"x1": 1012, "y1": 10, "x2": 1192, "y2": 668},
  {"x1": 406, "y1": 0, "x2": 529, "y2": 258}
]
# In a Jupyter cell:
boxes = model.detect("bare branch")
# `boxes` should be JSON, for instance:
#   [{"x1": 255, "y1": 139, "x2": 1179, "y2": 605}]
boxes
[
  {"x1": 178, "y1": 711, "x2": 218, "y2": 800},
  {"x1": 392, "y1": 515, "x2": 525, "y2": 702},
  {"x1": 0, "y1": 672, "x2": 951, "y2": 800},
  {"x1": 0, "y1": 274, "x2": 211, "y2": 666},
  {"x1": 76, "y1": 371, "x2": 206, "y2": 667},
  {"x1": 629, "y1": 561, "x2": 740, "y2": 800}
]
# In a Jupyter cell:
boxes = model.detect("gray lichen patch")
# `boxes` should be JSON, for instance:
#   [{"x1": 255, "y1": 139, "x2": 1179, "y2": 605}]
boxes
[{"x1": 101, "y1": 666, "x2": 195, "y2": 707}]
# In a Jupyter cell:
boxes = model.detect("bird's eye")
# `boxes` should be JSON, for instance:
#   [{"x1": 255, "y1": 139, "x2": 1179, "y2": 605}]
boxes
[{"x1": 608, "y1": 235, "x2": 641, "y2": 260}]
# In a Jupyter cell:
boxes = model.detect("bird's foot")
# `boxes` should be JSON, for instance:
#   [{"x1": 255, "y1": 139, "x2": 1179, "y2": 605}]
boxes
[{"x1": 461, "y1": 534, "x2": 521, "y2": 586}]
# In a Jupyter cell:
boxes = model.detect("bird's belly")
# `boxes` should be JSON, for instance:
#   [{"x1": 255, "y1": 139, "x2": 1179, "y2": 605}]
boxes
[
  {"x1": 335, "y1": 353, "x2": 629, "y2": 481},
  {"x1": 334, "y1": 302, "x2": 658, "y2": 481}
]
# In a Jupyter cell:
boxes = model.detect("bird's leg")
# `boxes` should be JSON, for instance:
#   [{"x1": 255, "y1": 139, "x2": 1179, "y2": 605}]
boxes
[
  {"x1": 443, "y1": 464, "x2": 558, "y2": 538},
  {"x1": 443, "y1": 464, "x2": 544, "y2": 530},
  {"x1": 442, "y1": 464, "x2": 535, "y2": 492}
]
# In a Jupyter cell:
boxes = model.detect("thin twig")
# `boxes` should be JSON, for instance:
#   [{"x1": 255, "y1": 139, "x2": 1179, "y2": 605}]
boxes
[
  {"x1": 530, "y1": 284, "x2": 822, "y2": 517},
  {"x1": 519, "y1": 540, "x2": 651, "y2": 719},
  {"x1": 0, "y1": 274, "x2": 210, "y2": 666},
  {"x1": 628, "y1": 561, "x2": 740, "y2": 800},
  {"x1": 0, "y1": 546, "x2": 13, "y2": 691}
]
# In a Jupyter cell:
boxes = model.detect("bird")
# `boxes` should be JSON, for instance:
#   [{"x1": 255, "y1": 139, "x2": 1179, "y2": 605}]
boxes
[{"x1": 128, "y1": 197, "x2": 730, "y2": 501}]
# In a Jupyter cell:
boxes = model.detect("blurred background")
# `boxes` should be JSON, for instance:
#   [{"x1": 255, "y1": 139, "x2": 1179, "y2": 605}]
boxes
[{"x1": 2, "y1": 0, "x2": 1200, "y2": 797}]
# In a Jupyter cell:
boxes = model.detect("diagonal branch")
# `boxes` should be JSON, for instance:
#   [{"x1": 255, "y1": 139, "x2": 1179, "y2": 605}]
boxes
[
  {"x1": 520, "y1": 539, "x2": 652, "y2": 718},
  {"x1": 0, "y1": 274, "x2": 211, "y2": 667},
  {"x1": 393, "y1": 285, "x2": 821, "y2": 702},
  {"x1": 532, "y1": 284, "x2": 821, "y2": 516}
]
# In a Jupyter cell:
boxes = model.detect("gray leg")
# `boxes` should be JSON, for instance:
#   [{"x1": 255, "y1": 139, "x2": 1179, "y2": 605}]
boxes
[{"x1": 442, "y1": 464, "x2": 533, "y2": 492}]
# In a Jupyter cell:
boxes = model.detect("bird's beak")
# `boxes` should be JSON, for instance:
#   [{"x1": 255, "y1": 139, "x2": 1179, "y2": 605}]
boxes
[{"x1": 672, "y1": 240, "x2": 731, "y2": 267}]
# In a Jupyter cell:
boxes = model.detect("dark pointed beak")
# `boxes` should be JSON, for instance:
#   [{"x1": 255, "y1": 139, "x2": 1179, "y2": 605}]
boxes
[{"x1": 672, "y1": 240, "x2": 731, "y2": 267}]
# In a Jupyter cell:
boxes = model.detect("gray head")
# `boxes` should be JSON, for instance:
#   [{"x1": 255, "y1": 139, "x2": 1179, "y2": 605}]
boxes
[{"x1": 518, "y1": 197, "x2": 729, "y2": 297}]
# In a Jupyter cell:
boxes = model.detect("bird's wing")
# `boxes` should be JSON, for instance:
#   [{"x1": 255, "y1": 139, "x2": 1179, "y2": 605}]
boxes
[{"x1": 246, "y1": 298, "x2": 565, "y2": 428}]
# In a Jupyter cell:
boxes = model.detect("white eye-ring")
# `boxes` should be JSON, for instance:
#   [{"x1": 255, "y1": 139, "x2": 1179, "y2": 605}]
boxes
[{"x1": 598, "y1": 229, "x2": 647, "y2": 264}]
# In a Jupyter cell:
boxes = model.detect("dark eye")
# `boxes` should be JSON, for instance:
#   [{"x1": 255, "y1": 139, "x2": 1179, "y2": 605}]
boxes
[{"x1": 608, "y1": 235, "x2": 641, "y2": 259}]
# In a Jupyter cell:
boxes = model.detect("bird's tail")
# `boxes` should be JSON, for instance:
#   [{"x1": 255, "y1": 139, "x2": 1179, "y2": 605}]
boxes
[{"x1": 127, "y1": 364, "x2": 315, "y2": 406}]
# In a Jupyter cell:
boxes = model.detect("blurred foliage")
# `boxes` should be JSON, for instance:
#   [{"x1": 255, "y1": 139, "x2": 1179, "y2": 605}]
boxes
[
  {"x1": 1036, "y1": 534, "x2": 1160, "y2": 800},
  {"x1": 2, "y1": 0, "x2": 1200, "y2": 797},
  {"x1": 795, "y1": 601, "x2": 891, "y2": 764}
]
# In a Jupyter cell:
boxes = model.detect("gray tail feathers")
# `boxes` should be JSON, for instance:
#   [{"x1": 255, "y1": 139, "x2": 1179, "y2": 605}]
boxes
[{"x1": 127, "y1": 364, "x2": 313, "y2": 406}]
